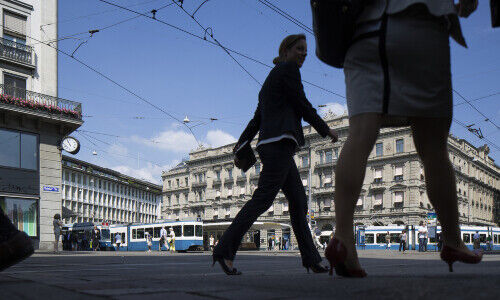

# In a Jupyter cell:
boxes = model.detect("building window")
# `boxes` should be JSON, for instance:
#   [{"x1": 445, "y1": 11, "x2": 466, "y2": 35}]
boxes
[
  {"x1": 393, "y1": 191, "x2": 404, "y2": 207},
  {"x1": 376, "y1": 142, "x2": 383, "y2": 157},
  {"x1": 324, "y1": 174, "x2": 332, "y2": 187},
  {"x1": 373, "y1": 168, "x2": 382, "y2": 183},
  {"x1": 394, "y1": 165, "x2": 403, "y2": 182},
  {"x1": 255, "y1": 164, "x2": 260, "y2": 175},
  {"x1": 325, "y1": 150, "x2": 333, "y2": 163},
  {"x1": 228, "y1": 168, "x2": 233, "y2": 178},
  {"x1": 301, "y1": 156, "x2": 309, "y2": 168},
  {"x1": 176, "y1": 178, "x2": 180, "y2": 187},
  {"x1": 319, "y1": 152, "x2": 324, "y2": 163},
  {"x1": 396, "y1": 139, "x2": 404, "y2": 153},
  {"x1": 373, "y1": 193, "x2": 383, "y2": 207},
  {"x1": 0, "y1": 197, "x2": 37, "y2": 237},
  {"x1": 4, "y1": 73, "x2": 27, "y2": 99},
  {"x1": 334, "y1": 148, "x2": 340, "y2": 159},
  {"x1": 216, "y1": 170, "x2": 221, "y2": 180},
  {"x1": 0, "y1": 129, "x2": 38, "y2": 170}
]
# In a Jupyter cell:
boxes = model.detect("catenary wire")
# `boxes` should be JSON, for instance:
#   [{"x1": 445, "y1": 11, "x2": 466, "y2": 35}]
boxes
[
  {"x1": 0, "y1": 25, "x2": 203, "y2": 147},
  {"x1": 96, "y1": 0, "x2": 345, "y2": 98}
]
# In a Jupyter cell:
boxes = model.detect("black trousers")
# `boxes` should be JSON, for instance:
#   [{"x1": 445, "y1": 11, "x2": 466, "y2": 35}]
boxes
[
  {"x1": 399, "y1": 241, "x2": 406, "y2": 252},
  {"x1": 214, "y1": 139, "x2": 321, "y2": 267}
]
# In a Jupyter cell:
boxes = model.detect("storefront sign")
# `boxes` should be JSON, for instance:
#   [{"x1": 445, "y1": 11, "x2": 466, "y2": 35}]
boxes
[{"x1": 43, "y1": 186, "x2": 59, "y2": 192}]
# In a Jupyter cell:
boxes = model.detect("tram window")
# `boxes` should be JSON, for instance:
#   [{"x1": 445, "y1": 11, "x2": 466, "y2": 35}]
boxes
[
  {"x1": 153, "y1": 227, "x2": 162, "y2": 238},
  {"x1": 365, "y1": 234, "x2": 374, "y2": 244},
  {"x1": 137, "y1": 228, "x2": 145, "y2": 239},
  {"x1": 173, "y1": 225, "x2": 182, "y2": 237},
  {"x1": 376, "y1": 234, "x2": 387, "y2": 244},
  {"x1": 390, "y1": 233, "x2": 400, "y2": 243},
  {"x1": 463, "y1": 233, "x2": 470, "y2": 243},
  {"x1": 132, "y1": 229, "x2": 137, "y2": 239},
  {"x1": 145, "y1": 228, "x2": 153, "y2": 237},
  {"x1": 480, "y1": 234, "x2": 486, "y2": 243},
  {"x1": 184, "y1": 225, "x2": 194, "y2": 237},
  {"x1": 495, "y1": 235, "x2": 499, "y2": 244},
  {"x1": 195, "y1": 225, "x2": 203, "y2": 237}
]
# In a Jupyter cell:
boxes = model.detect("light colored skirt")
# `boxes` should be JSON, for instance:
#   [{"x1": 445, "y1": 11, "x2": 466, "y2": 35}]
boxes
[{"x1": 344, "y1": 5, "x2": 452, "y2": 125}]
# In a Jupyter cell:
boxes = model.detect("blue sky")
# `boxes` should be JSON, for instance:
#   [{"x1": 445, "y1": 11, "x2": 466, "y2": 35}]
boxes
[{"x1": 56, "y1": 0, "x2": 500, "y2": 184}]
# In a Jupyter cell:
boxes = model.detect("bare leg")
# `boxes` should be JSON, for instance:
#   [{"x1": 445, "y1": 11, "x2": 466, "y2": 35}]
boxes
[
  {"x1": 334, "y1": 113, "x2": 382, "y2": 269},
  {"x1": 410, "y1": 117, "x2": 471, "y2": 253}
]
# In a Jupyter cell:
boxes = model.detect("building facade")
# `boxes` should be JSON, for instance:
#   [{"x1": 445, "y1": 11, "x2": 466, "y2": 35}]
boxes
[
  {"x1": 62, "y1": 156, "x2": 162, "y2": 225},
  {"x1": 162, "y1": 113, "x2": 500, "y2": 248},
  {"x1": 0, "y1": 0, "x2": 83, "y2": 250}
]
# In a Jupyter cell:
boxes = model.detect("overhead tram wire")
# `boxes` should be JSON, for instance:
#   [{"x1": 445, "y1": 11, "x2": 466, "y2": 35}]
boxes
[
  {"x1": 77, "y1": 131, "x2": 168, "y2": 167},
  {"x1": 256, "y1": 0, "x2": 313, "y2": 35},
  {"x1": 452, "y1": 118, "x2": 500, "y2": 153},
  {"x1": 33, "y1": 2, "x2": 175, "y2": 47},
  {"x1": 452, "y1": 89, "x2": 500, "y2": 130},
  {"x1": 96, "y1": 0, "x2": 345, "y2": 99},
  {"x1": 169, "y1": 0, "x2": 261, "y2": 86},
  {"x1": 1, "y1": 26, "x2": 203, "y2": 147}
]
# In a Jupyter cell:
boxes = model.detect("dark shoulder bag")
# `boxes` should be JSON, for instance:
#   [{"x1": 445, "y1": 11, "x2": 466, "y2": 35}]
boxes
[
  {"x1": 310, "y1": 0, "x2": 366, "y2": 68},
  {"x1": 234, "y1": 142, "x2": 256, "y2": 172}
]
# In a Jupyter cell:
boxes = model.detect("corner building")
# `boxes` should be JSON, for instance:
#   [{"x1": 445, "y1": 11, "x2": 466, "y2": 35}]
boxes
[
  {"x1": 0, "y1": 0, "x2": 83, "y2": 250},
  {"x1": 162, "y1": 112, "x2": 500, "y2": 249}
]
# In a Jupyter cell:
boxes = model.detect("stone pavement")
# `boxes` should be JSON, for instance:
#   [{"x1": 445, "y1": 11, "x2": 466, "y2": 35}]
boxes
[{"x1": 1, "y1": 250, "x2": 499, "y2": 299}]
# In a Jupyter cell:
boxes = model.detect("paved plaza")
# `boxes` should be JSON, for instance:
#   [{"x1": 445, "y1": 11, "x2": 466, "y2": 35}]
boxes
[{"x1": 1, "y1": 250, "x2": 499, "y2": 299}]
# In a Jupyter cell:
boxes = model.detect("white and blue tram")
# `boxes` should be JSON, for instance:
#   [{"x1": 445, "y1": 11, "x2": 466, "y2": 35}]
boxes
[
  {"x1": 109, "y1": 220, "x2": 203, "y2": 252},
  {"x1": 355, "y1": 225, "x2": 500, "y2": 251}
]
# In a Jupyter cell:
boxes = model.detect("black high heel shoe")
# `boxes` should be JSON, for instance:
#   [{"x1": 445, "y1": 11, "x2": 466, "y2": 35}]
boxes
[
  {"x1": 212, "y1": 254, "x2": 242, "y2": 275},
  {"x1": 305, "y1": 263, "x2": 329, "y2": 274}
]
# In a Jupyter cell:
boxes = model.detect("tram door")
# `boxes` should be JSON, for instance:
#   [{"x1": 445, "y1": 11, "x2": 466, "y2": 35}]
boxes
[{"x1": 253, "y1": 231, "x2": 260, "y2": 249}]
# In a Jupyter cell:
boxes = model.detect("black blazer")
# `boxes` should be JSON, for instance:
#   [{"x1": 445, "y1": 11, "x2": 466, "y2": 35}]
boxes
[{"x1": 236, "y1": 62, "x2": 330, "y2": 148}]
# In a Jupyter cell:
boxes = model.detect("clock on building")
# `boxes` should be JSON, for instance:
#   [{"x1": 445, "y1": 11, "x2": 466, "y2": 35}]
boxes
[{"x1": 61, "y1": 136, "x2": 80, "y2": 154}]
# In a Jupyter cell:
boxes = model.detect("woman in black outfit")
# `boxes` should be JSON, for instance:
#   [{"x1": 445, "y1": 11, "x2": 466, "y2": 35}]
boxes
[{"x1": 212, "y1": 34, "x2": 338, "y2": 275}]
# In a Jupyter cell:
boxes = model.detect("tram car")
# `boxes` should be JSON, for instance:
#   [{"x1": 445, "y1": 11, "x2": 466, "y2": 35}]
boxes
[
  {"x1": 109, "y1": 220, "x2": 203, "y2": 252},
  {"x1": 355, "y1": 225, "x2": 500, "y2": 251}
]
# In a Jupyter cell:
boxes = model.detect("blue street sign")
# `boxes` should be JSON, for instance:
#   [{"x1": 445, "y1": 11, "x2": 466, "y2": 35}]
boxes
[{"x1": 43, "y1": 186, "x2": 59, "y2": 192}]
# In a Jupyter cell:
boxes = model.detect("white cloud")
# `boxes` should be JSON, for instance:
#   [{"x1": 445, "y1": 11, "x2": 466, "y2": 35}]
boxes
[
  {"x1": 318, "y1": 102, "x2": 347, "y2": 117},
  {"x1": 112, "y1": 160, "x2": 179, "y2": 185},
  {"x1": 132, "y1": 127, "x2": 237, "y2": 153},
  {"x1": 206, "y1": 130, "x2": 237, "y2": 148},
  {"x1": 131, "y1": 128, "x2": 198, "y2": 153}
]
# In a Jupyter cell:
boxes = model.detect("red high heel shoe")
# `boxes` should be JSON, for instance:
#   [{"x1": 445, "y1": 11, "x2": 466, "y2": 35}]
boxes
[
  {"x1": 324, "y1": 238, "x2": 367, "y2": 278},
  {"x1": 440, "y1": 245, "x2": 483, "y2": 272}
]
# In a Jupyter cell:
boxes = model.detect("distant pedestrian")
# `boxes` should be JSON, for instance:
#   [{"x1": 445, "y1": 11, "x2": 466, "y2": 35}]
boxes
[
  {"x1": 209, "y1": 235, "x2": 215, "y2": 251},
  {"x1": 486, "y1": 235, "x2": 492, "y2": 251},
  {"x1": 92, "y1": 226, "x2": 100, "y2": 251},
  {"x1": 160, "y1": 227, "x2": 168, "y2": 251},
  {"x1": 473, "y1": 231, "x2": 480, "y2": 250},
  {"x1": 399, "y1": 230, "x2": 407, "y2": 253},
  {"x1": 168, "y1": 228, "x2": 175, "y2": 252},
  {"x1": 437, "y1": 233, "x2": 443, "y2": 251},
  {"x1": 115, "y1": 233, "x2": 122, "y2": 250},
  {"x1": 418, "y1": 223, "x2": 428, "y2": 252},
  {"x1": 53, "y1": 214, "x2": 63, "y2": 254},
  {"x1": 385, "y1": 232, "x2": 391, "y2": 250},
  {"x1": 145, "y1": 232, "x2": 152, "y2": 252}
]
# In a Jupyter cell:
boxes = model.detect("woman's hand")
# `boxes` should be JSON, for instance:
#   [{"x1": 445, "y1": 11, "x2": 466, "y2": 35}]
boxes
[
  {"x1": 328, "y1": 128, "x2": 338, "y2": 143},
  {"x1": 456, "y1": 0, "x2": 478, "y2": 18}
]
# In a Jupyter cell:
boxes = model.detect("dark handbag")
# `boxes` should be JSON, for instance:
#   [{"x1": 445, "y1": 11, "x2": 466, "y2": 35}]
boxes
[
  {"x1": 310, "y1": 0, "x2": 366, "y2": 68},
  {"x1": 492, "y1": 0, "x2": 500, "y2": 27},
  {"x1": 234, "y1": 142, "x2": 256, "y2": 172}
]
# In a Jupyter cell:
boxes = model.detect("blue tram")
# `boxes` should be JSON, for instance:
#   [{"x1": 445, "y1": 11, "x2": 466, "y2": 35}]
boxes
[
  {"x1": 355, "y1": 225, "x2": 500, "y2": 251},
  {"x1": 109, "y1": 220, "x2": 203, "y2": 252}
]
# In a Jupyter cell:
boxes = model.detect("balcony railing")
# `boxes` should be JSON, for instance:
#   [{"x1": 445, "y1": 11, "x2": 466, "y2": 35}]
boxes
[
  {"x1": 315, "y1": 160, "x2": 336, "y2": 169},
  {"x1": 0, "y1": 37, "x2": 33, "y2": 66},
  {"x1": 0, "y1": 83, "x2": 82, "y2": 120}
]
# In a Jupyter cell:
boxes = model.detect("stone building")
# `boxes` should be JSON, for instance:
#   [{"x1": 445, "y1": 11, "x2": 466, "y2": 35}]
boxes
[
  {"x1": 62, "y1": 155, "x2": 162, "y2": 225},
  {"x1": 162, "y1": 113, "x2": 500, "y2": 248},
  {"x1": 0, "y1": 0, "x2": 83, "y2": 250}
]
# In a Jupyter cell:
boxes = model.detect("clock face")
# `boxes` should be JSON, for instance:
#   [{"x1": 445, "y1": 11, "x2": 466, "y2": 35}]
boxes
[{"x1": 61, "y1": 136, "x2": 80, "y2": 154}]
